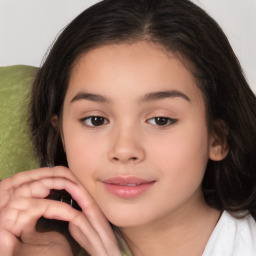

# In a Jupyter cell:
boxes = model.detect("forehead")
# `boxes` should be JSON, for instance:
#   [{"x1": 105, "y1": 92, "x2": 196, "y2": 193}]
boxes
[{"x1": 67, "y1": 41, "x2": 204, "y2": 105}]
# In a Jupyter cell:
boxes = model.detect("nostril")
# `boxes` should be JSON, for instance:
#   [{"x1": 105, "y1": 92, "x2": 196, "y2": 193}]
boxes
[{"x1": 112, "y1": 156, "x2": 138, "y2": 162}]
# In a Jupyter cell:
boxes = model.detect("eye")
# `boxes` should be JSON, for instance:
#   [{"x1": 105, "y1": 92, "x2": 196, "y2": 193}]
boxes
[
  {"x1": 80, "y1": 116, "x2": 109, "y2": 127},
  {"x1": 147, "y1": 117, "x2": 177, "y2": 127}
]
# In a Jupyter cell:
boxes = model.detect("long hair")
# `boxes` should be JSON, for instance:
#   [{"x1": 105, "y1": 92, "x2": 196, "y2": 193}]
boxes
[{"x1": 30, "y1": 0, "x2": 256, "y2": 219}]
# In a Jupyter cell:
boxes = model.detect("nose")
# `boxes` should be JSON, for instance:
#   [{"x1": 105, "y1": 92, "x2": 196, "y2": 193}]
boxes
[{"x1": 108, "y1": 128, "x2": 145, "y2": 164}]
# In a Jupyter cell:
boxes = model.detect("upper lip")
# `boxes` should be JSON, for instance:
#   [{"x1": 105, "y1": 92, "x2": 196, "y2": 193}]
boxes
[{"x1": 102, "y1": 176, "x2": 155, "y2": 185}]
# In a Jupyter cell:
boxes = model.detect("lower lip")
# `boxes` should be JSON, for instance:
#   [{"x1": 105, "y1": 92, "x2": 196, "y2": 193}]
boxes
[{"x1": 103, "y1": 182, "x2": 155, "y2": 198}]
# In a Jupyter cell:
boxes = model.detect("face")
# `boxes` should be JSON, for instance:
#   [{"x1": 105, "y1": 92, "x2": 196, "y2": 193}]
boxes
[{"x1": 61, "y1": 41, "x2": 219, "y2": 228}]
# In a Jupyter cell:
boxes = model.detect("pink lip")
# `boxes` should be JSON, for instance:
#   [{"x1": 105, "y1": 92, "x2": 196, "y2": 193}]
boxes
[{"x1": 102, "y1": 176, "x2": 155, "y2": 198}]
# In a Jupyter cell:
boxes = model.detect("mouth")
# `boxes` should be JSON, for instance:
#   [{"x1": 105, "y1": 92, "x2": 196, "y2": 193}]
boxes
[{"x1": 102, "y1": 176, "x2": 155, "y2": 198}]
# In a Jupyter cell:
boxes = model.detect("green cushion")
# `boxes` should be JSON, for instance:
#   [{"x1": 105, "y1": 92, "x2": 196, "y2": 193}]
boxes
[{"x1": 0, "y1": 65, "x2": 40, "y2": 180}]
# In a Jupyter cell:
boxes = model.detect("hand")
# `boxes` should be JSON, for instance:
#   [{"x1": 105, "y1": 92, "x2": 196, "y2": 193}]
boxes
[
  {"x1": 0, "y1": 166, "x2": 122, "y2": 256},
  {"x1": 13, "y1": 231, "x2": 74, "y2": 256}
]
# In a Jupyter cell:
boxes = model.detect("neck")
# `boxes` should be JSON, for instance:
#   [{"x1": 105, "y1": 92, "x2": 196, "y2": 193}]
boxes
[{"x1": 119, "y1": 198, "x2": 221, "y2": 256}]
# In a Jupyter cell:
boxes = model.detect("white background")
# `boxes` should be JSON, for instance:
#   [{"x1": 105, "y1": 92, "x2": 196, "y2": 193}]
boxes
[{"x1": 0, "y1": 0, "x2": 255, "y2": 92}]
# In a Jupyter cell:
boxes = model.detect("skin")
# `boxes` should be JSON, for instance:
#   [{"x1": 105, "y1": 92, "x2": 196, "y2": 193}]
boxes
[
  {"x1": 0, "y1": 41, "x2": 227, "y2": 256},
  {"x1": 62, "y1": 41, "x2": 227, "y2": 255},
  {"x1": 0, "y1": 167, "x2": 121, "y2": 256}
]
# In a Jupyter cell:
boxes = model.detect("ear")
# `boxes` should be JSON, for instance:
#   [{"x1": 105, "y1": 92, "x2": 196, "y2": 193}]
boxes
[
  {"x1": 51, "y1": 115, "x2": 66, "y2": 151},
  {"x1": 209, "y1": 120, "x2": 229, "y2": 161},
  {"x1": 209, "y1": 142, "x2": 228, "y2": 161},
  {"x1": 51, "y1": 115, "x2": 58, "y2": 128}
]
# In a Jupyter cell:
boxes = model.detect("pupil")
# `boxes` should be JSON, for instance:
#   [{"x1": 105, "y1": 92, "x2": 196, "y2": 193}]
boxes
[
  {"x1": 156, "y1": 117, "x2": 168, "y2": 126},
  {"x1": 92, "y1": 117, "x2": 104, "y2": 126}
]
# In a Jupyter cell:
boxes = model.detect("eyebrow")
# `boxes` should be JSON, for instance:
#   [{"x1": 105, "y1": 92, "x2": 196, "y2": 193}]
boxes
[
  {"x1": 139, "y1": 90, "x2": 191, "y2": 102},
  {"x1": 71, "y1": 92, "x2": 111, "y2": 104},
  {"x1": 70, "y1": 89, "x2": 191, "y2": 104}
]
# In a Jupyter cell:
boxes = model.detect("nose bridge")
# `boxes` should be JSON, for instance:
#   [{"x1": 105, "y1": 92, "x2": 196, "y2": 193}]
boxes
[{"x1": 109, "y1": 120, "x2": 145, "y2": 163}]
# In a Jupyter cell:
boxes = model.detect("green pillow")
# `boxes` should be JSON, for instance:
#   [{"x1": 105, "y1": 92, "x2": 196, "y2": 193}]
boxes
[{"x1": 0, "y1": 65, "x2": 40, "y2": 180}]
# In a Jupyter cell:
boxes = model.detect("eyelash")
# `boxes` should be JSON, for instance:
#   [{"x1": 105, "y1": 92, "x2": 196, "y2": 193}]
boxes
[
  {"x1": 80, "y1": 116, "x2": 109, "y2": 127},
  {"x1": 146, "y1": 117, "x2": 178, "y2": 127},
  {"x1": 80, "y1": 116, "x2": 177, "y2": 128}
]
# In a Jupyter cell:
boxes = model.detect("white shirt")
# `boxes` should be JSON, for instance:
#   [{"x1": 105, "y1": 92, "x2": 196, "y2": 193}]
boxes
[{"x1": 203, "y1": 211, "x2": 256, "y2": 256}]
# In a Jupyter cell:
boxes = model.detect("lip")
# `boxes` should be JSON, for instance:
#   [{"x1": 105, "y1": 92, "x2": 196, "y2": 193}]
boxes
[{"x1": 102, "y1": 176, "x2": 155, "y2": 199}]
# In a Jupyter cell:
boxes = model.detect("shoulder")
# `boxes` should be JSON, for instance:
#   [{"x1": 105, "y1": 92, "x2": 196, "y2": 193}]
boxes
[{"x1": 203, "y1": 211, "x2": 256, "y2": 256}]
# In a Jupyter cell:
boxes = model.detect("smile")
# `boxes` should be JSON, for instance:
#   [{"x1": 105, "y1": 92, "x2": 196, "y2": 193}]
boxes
[
  {"x1": 121, "y1": 183, "x2": 140, "y2": 186},
  {"x1": 102, "y1": 176, "x2": 155, "y2": 198}
]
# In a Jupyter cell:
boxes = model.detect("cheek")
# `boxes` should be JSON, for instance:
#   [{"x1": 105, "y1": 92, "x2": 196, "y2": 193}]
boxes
[
  {"x1": 149, "y1": 122, "x2": 209, "y2": 180},
  {"x1": 63, "y1": 128, "x2": 105, "y2": 185},
  {"x1": 147, "y1": 127, "x2": 209, "y2": 209}
]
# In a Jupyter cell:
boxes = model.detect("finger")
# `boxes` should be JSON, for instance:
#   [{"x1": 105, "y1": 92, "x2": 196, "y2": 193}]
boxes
[
  {"x1": 69, "y1": 215, "x2": 122, "y2": 256},
  {"x1": 5, "y1": 197, "x2": 99, "y2": 241},
  {"x1": 3, "y1": 166, "x2": 77, "y2": 190},
  {"x1": 13, "y1": 180, "x2": 121, "y2": 254},
  {"x1": 80, "y1": 201, "x2": 121, "y2": 255},
  {"x1": 0, "y1": 202, "x2": 38, "y2": 236},
  {"x1": 1, "y1": 177, "x2": 83, "y2": 237},
  {"x1": 0, "y1": 228, "x2": 19, "y2": 256},
  {"x1": 15, "y1": 231, "x2": 74, "y2": 256},
  {"x1": 68, "y1": 215, "x2": 108, "y2": 256},
  {"x1": 63, "y1": 181, "x2": 121, "y2": 254},
  {"x1": 0, "y1": 166, "x2": 77, "y2": 208},
  {"x1": 13, "y1": 177, "x2": 77, "y2": 199},
  {"x1": 1, "y1": 168, "x2": 120, "y2": 254},
  {"x1": 14, "y1": 198, "x2": 108, "y2": 256}
]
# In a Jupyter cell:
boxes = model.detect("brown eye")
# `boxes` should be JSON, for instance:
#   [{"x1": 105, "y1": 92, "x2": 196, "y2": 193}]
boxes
[
  {"x1": 81, "y1": 116, "x2": 108, "y2": 127},
  {"x1": 155, "y1": 117, "x2": 169, "y2": 126},
  {"x1": 147, "y1": 117, "x2": 177, "y2": 126}
]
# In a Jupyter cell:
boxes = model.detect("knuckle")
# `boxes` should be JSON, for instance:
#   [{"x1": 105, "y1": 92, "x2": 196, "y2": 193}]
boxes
[
  {"x1": 0, "y1": 229, "x2": 15, "y2": 248},
  {"x1": 0, "y1": 207, "x2": 18, "y2": 230},
  {"x1": 0, "y1": 179, "x2": 14, "y2": 209},
  {"x1": 53, "y1": 165, "x2": 69, "y2": 175},
  {"x1": 71, "y1": 211, "x2": 84, "y2": 224},
  {"x1": 0, "y1": 176, "x2": 12, "y2": 191}
]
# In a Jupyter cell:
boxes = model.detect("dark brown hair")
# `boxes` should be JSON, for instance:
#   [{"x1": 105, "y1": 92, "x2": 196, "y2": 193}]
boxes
[{"x1": 30, "y1": 0, "x2": 256, "y2": 218}]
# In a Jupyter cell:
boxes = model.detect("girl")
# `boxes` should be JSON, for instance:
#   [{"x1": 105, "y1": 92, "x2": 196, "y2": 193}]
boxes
[{"x1": 1, "y1": 0, "x2": 256, "y2": 255}]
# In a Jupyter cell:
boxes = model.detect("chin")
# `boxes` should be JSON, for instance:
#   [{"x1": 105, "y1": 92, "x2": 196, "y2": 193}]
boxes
[{"x1": 103, "y1": 207, "x2": 153, "y2": 228}]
